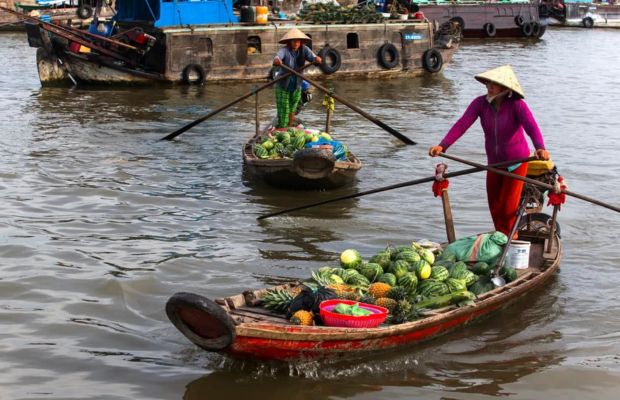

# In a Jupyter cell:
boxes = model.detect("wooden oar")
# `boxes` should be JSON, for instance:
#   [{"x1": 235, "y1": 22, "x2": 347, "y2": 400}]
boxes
[
  {"x1": 160, "y1": 63, "x2": 313, "y2": 141},
  {"x1": 278, "y1": 64, "x2": 417, "y2": 145},
  {"x1": 257, "y1": 156, "x2": 536, "y2": 220},
  {"x1": 439, "y1": 152, "x2": 620, "y2": 214}
]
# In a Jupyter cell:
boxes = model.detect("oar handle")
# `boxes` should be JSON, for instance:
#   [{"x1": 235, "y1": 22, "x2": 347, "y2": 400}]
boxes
[
  {"x1": 278, "y1": 64, "x2": 416, "y2": 145},
  {"x1": 160, "y1": 63, "x2": 313, "y2": 141},
  {"x1": 439, "y1": 152, "x2": 620, "y2": 214},
  {"x1": 257, "y1": 156, "x2": 537, "y2": 220}
]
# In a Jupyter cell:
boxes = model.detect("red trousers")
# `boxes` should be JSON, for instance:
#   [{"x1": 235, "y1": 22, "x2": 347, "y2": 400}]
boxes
[{"x1": 486, "y1": 163, "x2": 528, "y2": 236}]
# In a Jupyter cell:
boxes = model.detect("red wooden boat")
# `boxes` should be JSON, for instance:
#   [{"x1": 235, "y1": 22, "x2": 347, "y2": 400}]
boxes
[{"x1": 166, "y1": 224, "x2": 561, "y2": 361}]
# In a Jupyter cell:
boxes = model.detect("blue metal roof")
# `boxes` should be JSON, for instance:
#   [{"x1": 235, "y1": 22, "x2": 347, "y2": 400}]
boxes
[{"x1": 114, "y1": 0, "x2": 239, "y2": 27}]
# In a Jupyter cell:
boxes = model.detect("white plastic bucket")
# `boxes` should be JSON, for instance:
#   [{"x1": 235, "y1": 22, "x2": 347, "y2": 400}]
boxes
[{"x1": 507, "y1": 240, "x2": 531, "y2": 269}]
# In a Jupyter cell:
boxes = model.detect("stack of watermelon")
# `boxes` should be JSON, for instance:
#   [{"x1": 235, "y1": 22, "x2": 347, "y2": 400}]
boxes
[{"x1": 253, "y1": 128, "x2": 348, "y2": 160}]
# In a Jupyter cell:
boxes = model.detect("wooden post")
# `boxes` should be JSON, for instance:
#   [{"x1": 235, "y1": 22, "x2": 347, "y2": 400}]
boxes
[
  {"x1": 441, "y1": 189, "x2": 456, "y2": 243},
  {"x1": 546, "y1": 205, "x2": 559, "y2": 253},
  {"x1": 325, "y1": 106, "x2": 332, "y2": 134},
  {"x1": 254, "y1": 87, "x2": 259, "y2": 136}
]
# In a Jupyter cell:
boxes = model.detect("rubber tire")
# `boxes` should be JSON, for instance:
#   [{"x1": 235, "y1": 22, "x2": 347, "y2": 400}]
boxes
[
  {"x1": 531, "y1": 21, "x2": 541, "y2": 37},
  {"x1": 583, "y1": 17, "x2": 594, "y2": 28},
  {"x1": 449, "y1": 16, "x2": 465, "y2": 30},
  {"x1": 515, "y1": 15, "x2": 525, "y2": 27},
  {"x1": 76, "y1": 4, "x2": 93, "y2": 20},
  {"x1": 182, "y1": 64, "x2": 206, "y2": 85},
  {"x1": 422, "y1": 48, "x2": 443, "y2": 73},
  {"x1": 521, "y1": 22, "x2": 534, "y2": 37},
  {"x1": 483, "y1": 22, "x2": 496, "y2": 37},
  {"x1": 166, "y1": 292, "x2": 236, "y2": 351},
  {"x1": 377, "y1": 43, "x2": 400, "y2": 69},
  {"x1": 293, "y1": 148, "x2": 336, "y2": 179},
  {"x1": 318, "y1": 47, "x2": 341, "y2": 75},
  {"x1": 518, "y1": 212, "x2": 561, "y2": 238}
]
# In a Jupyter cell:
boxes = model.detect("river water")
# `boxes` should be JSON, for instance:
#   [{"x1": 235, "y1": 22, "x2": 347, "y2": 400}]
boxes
[{"x1": 0, "y1": 27, "x2": 619, "y2": 400}]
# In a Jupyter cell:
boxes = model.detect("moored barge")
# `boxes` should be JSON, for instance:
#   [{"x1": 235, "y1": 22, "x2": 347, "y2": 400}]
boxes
[{"x1": 12, "y1": 0, "x2": 462, "y2": 85}]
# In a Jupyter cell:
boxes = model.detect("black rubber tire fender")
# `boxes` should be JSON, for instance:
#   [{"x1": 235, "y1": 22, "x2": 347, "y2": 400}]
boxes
[
  {"x1": 483, "y1": 22, "x2": 497, "y2": 37},
  {"x1": 521, "y1": 22, "x2": 534, "y2": 37},
  {"x1": 76, "y1": 4, "x2": 93, "y2": 20},
  {"x1": 582, "y1": 17, "x2": 594, "y2": 28},
  {"x1": 293, "y1": 148, "x2": 336, "y2": 179},
  {"x1": 166, "y1": 292, "x2": 236, "y2": 351},
  {"x1": 318, "y1": 47, "x2": 341, "y2": 75},
  {"x1": 515, "y1": 15, "x2": 525, "y2": 27},
  {"x1": 422, "y1": 48, "x2": 443, "y2": 73},
  {"x1": 449, "y1": 16, "x2": 465, "y2": 30},
  {"x1": 182, "y1": 63, "x2": 206, "y2": 85},
  {"x1": 531, "y1": 21, "x2": 542, "y2": 37},
  {"x1": 518, "y1": 212, "x2": 561, "y2": 238},
  {"x1": 377, "y1": 42, "x2": 400, "y2": 69}
]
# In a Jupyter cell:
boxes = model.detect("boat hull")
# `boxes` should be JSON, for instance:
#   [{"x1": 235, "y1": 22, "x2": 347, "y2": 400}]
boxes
[
  {"x1": 167, "y1": 231, "x2": 561, "y2": 361},
  {"x1": 419, "y1": 3, "x2": 546, "y2": 39}
]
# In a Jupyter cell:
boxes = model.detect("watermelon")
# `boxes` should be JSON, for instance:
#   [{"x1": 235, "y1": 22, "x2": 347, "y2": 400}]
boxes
[
  {"x1": 340, "y1": 249, "x2": 362, "y2": 269},
  {"x1": 415, "y1": 290, "x2": 476, "y2": 309},
  {"x1": 449, "y1": 261, "x2": 468, "y2": 277},
  {"x1": 472, "y1": 261, "x2": 494, "y2": 276},
  {"x1": 469, "y1": 276, "x2": 495, "y2": 295},
  {"x1": 418, "y1": 248, "x2": 435, "y2": 265},
  {"x1": 262, "y1": 139, "x2": 275, "y2": 150},
  {"x1": 369, "y1": 251, "x2": 391, "y2": 270},
  {"x1": 254, "y1": 145, "x2": 268, "y2": 159},
  {"x1": 359, "y1": 263, "x2": 383, "y2": 282},
  {"x1": 430, "y1": 266, "x2": 449, "y2": 281},
  {"x1": 417, "y1": 280, "x2": 450, "y2": 298},
  {"x1": 395, "y1": 250, "x2": 421, "y2": 265},
  {"x1": 320, "y1": 132, "x2": 332, "y2": 141},
  {"x1": 445, "y1": 277, "x2": 467, "y2": 292},
  {"x1": 397, "y1": 272, "x2": 418, "y2": 293},
  {"x1": 378, "y1": 272, "x2": 397, "y2": 286},
  {"x1": 415, "y1": 261, "x2": 432, "y2": 280},
  {"x1": 499, "y1": 265, "x2": 518, "y2": 283},
  {"x1": 275, "y1": 131, "x2": 290, "y2": 143},
  {"x1": 390, "y1": 260, "x2": 410, "y2": 279},
  {"x1": 292, "y1": 135, "x2": 306, "y2": 150},
  {"x1": 273, "y1": 142, "x2": 285, "y2": 155}
]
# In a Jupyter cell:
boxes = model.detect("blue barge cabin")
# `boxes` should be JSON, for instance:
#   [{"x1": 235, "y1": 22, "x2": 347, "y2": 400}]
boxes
[{"x1": 23, "y1": 0, "x2": 463, "y2": 85}]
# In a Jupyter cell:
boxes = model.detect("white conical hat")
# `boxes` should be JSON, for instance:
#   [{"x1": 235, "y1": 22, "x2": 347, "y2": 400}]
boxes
[
  {"x1": 475, "y1": 65, "x2": 525, "y2": 98},
  {"x1": 278, "y1": 28, "x2": 311, "y2": 44}
]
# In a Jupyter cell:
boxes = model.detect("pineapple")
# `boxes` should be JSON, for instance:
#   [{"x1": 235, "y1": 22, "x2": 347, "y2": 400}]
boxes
[
  {"x1": 326, "y1": 283, "x2": 358, "y2": 300},
  {"x1": 375, "y1": 297, "x2": 397, "y2": 312},
  {"x1": 368, "y1": 282, "x2": 392, "y2": 299},
  {"x1": 261, "y1": 288, "x2": 293, "y2": 313},
  {"x1": 359, "y1": 294, "x2": 376, "y2": 305},
  {"x1": 388, "y1": 299, "x2": 417, "y2": 325},
  {"x1": 386, "y1": 286, "x2": 408, "y2": 302},
  {"x1": 290, "y1": 310, "x2": 314, "y2": 326}
]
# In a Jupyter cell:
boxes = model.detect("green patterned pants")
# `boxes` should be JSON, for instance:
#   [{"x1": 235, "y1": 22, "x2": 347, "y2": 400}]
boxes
[{"x1": 275, "y1": 86, "x2": 302, "y2": 128}]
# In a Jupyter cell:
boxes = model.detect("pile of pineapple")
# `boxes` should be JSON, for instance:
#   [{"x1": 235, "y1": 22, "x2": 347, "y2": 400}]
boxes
[{"x1": 261, "y1": 241, "x2": 490, "y2": 327}]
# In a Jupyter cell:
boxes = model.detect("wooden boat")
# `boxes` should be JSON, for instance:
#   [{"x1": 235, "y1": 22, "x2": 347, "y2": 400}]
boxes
[
  {"x1": 166, "y1": 224, "x2": 561, "y2": 361},
  {"x1": 11, "y1": 0, "x2": 462, "y2": 85},
  {"x1": 242, "y1": 125, "x2": 362, "y2": 190}
]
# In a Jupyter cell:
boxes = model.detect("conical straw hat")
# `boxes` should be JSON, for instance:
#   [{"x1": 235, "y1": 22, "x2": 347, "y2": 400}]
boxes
[
  {"x1": 475, "y1": 65, "x2": 525, "y2": 98},
  {"x1": 278, "y1": 28, "x2": 311, "y2": 44}
]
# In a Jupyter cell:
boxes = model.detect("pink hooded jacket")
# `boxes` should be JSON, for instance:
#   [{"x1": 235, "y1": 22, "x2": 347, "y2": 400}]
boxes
[{"x1": 439, "y1": 95, "x2": 546, "y2": 164}]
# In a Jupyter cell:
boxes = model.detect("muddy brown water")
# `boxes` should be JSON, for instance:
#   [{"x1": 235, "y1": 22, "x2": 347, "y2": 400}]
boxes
[{"x1": 0, "y1": 28, "x2": 619, "y2": 399}]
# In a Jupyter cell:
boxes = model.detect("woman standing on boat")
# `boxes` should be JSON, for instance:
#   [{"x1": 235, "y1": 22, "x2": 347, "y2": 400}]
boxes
[
  {"x1": 272, "y1": 28, "x2": 321, "y2": 128},
  {"x1": 429, "y1": 65, "x2": 551, "y2": 237}
]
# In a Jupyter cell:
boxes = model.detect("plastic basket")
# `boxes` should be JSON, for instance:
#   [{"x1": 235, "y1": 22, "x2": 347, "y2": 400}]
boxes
[{"x1": 319, "y1": 300, "x2": 388, "y2": 328}]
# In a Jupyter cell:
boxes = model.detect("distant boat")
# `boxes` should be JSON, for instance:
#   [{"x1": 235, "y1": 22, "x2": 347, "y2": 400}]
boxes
[
  {"x1": 410, "y1": 0, "x2": 547, "y2": 39},
  {"x1": 542, "y1": 0, "x2": 620, "y2": 28}
]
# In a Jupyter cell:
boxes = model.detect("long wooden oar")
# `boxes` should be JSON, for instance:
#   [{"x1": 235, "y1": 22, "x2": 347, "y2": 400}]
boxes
[
  {"x1": 278, "y1": 64, "x2": 416, "y2": 145},
  {"x1": 160, "y1": 63, "x2": 313, "y2": 141},
  {"x1": 257, "y1": 156, "x2": 536, "y2": 220},
  {"x1": 439, "y1": 152, "x2": 620, "y2": 214}
]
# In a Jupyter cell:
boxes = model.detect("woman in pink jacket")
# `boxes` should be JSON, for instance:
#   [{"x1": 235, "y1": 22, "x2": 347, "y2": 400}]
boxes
[{"x1": 429, "y1": 65, "x2": 551, "y2": 237}]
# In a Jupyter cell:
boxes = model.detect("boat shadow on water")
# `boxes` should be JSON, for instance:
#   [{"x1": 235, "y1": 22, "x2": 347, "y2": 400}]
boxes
[{"x1": 180, "y1": 278, "x2": 564, "y2": 398}]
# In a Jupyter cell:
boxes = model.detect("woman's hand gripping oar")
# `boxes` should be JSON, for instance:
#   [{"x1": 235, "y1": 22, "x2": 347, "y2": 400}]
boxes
[
  {"x1": 159, "y1": 63, "x2": 313, "y2": 141},
  {"x1": 277, "y1": 64, "x2": 417, "y2": 146},
  {"x1": 257, "y1": 156, "x2": 537, "y2": 220},
  {"x1": 437, "y1": 152, "x2": 620, "y2": 214}
]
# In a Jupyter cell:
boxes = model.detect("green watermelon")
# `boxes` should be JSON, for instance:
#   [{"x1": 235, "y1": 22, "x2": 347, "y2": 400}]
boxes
[
  {"x1": 390, "y1": 260, "x2": 410, "y2": 279},
  {"x1": 418, "y1": 248, "x2": 435, "y2": 265},
  {"x1": 292, "y1": 135, "x2": 306, "y2": 150},
  {"x1": 472, "y1": 261, "x2": 494, "y2": 276},
  {"x1": 395, "y1": 250, "x2": 421, "y2": 265},
  {"x1": 340, "y1": 249, "x2": 362, "y2": 269},
  {"x1": 378, "y1": 272, "x2": 397, "y2": 286},
  {"x1": 469, "y1": 276, "x2": 495, "y2": 295},
  {"x1": 445, "y1": 277, "x2": 467, "y2": 292},
  {"x1": 275, "y1": 131, "x2": 290, "y2": 143},
  {"x1": 254, "y1": 145, "x2": 268, "y2": 159},
  {"x1": 359, "y1": 263, "x2": 383, "y2": 282},
  {"x1": 415, "y1": 261, "x2": 432, "y2": 280},
  {"x1": 499, "y1": 265, "x2": 518, "y2": 283},
  {"x1": 369, "y1": 251, "x2": 391, "y2": 270},
  {"x1": 397, "y1": 272, "x2": 418, "y2": 293},
  {"x1": 430, "y1": 266, "x2": 449, "y2": 281}
]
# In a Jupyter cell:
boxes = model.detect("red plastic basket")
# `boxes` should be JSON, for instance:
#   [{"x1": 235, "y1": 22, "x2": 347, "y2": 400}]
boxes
[{"x1": 319, "y1": 299, "x2": 388, "y2": 328}]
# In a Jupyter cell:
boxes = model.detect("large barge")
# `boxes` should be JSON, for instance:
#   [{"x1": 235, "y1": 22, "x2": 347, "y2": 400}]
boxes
[{"x1": 11, "y1": 0, "x2": 461, "y2": 85}]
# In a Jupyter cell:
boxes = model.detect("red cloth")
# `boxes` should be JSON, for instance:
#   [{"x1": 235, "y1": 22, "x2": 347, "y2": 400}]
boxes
[
  {"x1": 547, "y1": 176, "x2": 567, "y2": 209},
  {"x1": 486, "y1": 163, "x2": 528, "y2": 236},
  {"x1": 432, "y1": 180, "x2": 449, "y2": 197}
]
